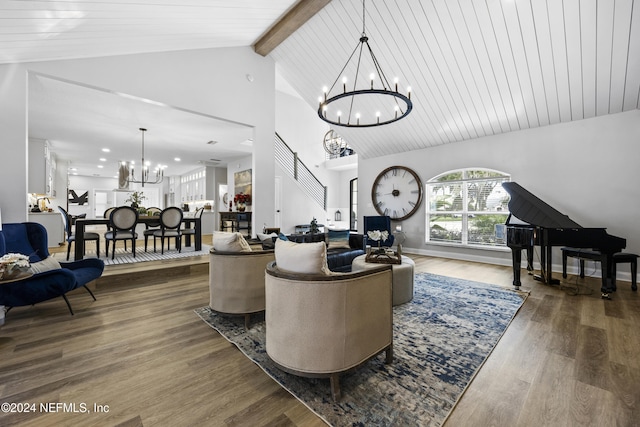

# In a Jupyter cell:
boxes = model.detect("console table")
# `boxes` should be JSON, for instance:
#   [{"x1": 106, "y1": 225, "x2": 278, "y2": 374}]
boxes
[{"x1": 220, "y1": 212, "x2": 251, "y2": 237}]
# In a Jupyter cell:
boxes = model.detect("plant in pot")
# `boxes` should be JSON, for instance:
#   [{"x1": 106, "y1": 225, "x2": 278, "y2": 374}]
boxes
[
  {"x1": 309, "y1": 217, "x2": 319, "y2": 234},
  {"x1": 126, "y1": 191, "x2": 147, "y2": 214}
]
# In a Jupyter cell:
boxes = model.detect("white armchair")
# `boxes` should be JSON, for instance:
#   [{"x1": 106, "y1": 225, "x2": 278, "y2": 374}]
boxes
[
  {"x1": 265, "y1": 261, "x2": 394, "y2": 401},
  {"x1": 209, "y1": 249, "x2": 275, "y2": 329}
]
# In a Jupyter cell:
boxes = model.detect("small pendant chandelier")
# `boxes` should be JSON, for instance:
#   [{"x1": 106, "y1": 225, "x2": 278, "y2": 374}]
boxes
[
  {"x1": 119, "y1": 128, "x2": 165, "y2": 188},
  {"x1": 317, "y1": 0, "x2": 413, "y2": 128}
]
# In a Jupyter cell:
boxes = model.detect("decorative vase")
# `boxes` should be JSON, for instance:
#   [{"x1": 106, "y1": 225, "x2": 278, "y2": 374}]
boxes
[{"x1": 237, "y1": 203, "x2": 246, "y2": 212}]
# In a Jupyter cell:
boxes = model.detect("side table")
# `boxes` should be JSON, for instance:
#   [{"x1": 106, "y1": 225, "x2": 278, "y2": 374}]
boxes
[{"x1": 352, "y1": 254, "x2": 415, "y2": 306}]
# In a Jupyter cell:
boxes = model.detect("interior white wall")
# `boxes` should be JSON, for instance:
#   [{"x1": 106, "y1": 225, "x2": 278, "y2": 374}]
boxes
[
  {"x1": 274, "y1": 90, "x2": 347, "y2": 230},
  {"x1": 0, "y1": 47, "x2": 276, "y2": 231},
  {"x1": 359, "y1": 110, "x2": 640, "y2": 277}
]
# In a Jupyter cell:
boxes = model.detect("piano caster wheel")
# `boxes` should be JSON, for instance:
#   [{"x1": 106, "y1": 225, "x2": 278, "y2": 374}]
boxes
[{"x1": 601, "y1": 292, "x2": 611, "y2": 300}]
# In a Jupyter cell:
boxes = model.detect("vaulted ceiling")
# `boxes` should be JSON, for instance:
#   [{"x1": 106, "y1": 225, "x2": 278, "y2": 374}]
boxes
[
  {"x1": 2, "y1": 0, "x2": 639, "y2": 174},
  {"x1": 271, "y1": 0, "x2": 640, "y2": 159}
]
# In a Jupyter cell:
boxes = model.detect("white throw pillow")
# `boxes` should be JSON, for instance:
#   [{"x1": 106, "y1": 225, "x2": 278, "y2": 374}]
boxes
[
  {"x1": 275, "y1": 239, "x2": 330, "y2": 275},
  {"x1": 28, "y1": 256, "x2": 62, "y2": 274},
  {"x1": 212, "y1": 231, "x2": 252, "y2": 252}
]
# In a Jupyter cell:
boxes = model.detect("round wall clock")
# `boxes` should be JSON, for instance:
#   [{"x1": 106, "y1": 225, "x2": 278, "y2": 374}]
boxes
[{"x1": 371, "y1": 166, "x2": 423, "y2": 221}]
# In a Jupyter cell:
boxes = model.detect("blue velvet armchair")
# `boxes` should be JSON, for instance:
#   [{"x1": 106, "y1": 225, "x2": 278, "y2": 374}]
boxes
[
  {"x1": 0, "y1": 222, "x2": 104, "y2": 315},
  {"x1": 363, "y1": 216, "x2": 395, "y2": 248}
]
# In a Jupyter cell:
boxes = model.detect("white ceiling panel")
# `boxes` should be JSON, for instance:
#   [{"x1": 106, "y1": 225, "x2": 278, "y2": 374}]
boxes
[{"x1": 1, "y1": 0, "x2": 639, "y2": 167}]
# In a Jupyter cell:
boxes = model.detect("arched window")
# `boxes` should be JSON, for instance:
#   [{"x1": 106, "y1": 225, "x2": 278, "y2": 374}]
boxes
[{"x1": 426, "y1": 168, "x2": 510, "y2": 247}]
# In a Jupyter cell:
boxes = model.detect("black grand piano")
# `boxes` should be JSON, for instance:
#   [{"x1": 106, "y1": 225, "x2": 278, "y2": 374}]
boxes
[{"x1": 502, "y1": 182, "x2": 626, "y2": 297}]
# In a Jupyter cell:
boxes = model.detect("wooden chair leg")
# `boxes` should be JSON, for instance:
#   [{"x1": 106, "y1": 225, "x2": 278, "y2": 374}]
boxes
[{"x1": 329, "y1": 373, "x2": 341, "y2": 402}]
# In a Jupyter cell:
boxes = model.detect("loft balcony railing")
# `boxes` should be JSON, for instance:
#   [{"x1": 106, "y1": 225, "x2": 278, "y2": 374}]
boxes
[{"x1": 274, "y1": 133, "x2": 327, "y2": 210}]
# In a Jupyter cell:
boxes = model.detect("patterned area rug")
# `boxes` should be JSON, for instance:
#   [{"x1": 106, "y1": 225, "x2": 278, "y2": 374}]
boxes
[
  {"x1": 76, "y1": 244, "x2": 211, "y2": 265},
  {"x1": 195, "y1": 272, "x2": 527, "y2": 426}
]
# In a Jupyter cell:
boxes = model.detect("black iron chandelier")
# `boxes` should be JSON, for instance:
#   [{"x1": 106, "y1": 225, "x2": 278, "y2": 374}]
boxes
[
  {"x1": 317, "y1": 0, "x2": 413, "y2": 128},
  {"x1": 120, "y1": 128, "x2": 164, "y2": 188}
]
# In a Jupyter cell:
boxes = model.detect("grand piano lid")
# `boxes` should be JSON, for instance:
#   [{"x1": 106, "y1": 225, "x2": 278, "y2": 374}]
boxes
[{"x1": 502, "y1": 182, "x2": 582, "y2": 229}]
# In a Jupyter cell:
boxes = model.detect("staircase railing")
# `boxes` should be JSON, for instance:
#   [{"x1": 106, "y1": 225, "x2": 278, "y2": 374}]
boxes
[{"x1": 274, "y1": 133, "x2": 327, "y2": 210}]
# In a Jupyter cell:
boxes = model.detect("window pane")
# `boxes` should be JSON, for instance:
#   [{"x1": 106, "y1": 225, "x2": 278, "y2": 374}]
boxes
[
  {"x1": 466, "y1": 170, "x2": 506, "y2": 179},
  {"x1": 428, "y1": 182, "x2": 463, "y2": 211},
  {"x1": 429, "y1": 214, "x2": 462, "y2": 243},
  {"x1": 467, "y1": 179, "x2": 510, "y2": 212},
  {"x1": 434, "y1": 171, "x2": 463, "y2": 182},
  {"x1": 468, "y1": 214, "x2": 509, "y2": 246}
]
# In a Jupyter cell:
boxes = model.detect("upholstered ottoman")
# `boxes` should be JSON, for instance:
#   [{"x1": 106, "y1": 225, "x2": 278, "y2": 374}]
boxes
[{"x1": 352, "y1": 254, "x2": 415, "y2": 305}]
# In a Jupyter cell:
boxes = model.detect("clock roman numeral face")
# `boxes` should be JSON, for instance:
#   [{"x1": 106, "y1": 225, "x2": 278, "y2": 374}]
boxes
[{"x1": 371, "y1": 166, "x2": 423, "y2": 221}]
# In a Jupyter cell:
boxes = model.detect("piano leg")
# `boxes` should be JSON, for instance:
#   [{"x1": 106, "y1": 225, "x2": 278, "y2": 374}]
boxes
[
  {"x1": 600, "y1": 254, "x2": 616, "y2": 299},
  {"x1": 526, "y1": 246, "x2": 534, "y2": 274},
  {"x1": 511, "y1": 248, "x2": 522, "y2": 290}
]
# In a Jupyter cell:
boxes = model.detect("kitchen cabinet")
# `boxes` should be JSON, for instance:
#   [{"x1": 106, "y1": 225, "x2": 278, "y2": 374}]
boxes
[
  {"x1": 28, "y1": 212, "x2": 64, "y2": 247},
  {"x1": 180, "y1": 167, "x2": 214, "y2": 203}
]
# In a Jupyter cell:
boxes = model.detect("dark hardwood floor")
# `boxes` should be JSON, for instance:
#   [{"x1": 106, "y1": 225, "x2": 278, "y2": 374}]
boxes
[{"x1": 1, "y1": 250, "x2": 638, "y2": 426}]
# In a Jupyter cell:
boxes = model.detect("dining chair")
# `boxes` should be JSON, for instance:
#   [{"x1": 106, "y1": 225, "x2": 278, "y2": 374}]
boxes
[
  {"x1": 143, "y1": 206, "x2": 162, "y2": 252},
  {"x1": 58, "y1": 206, "x2": 101, "y2": 260},
  {"x1": 103, "y1": 207, "x2": 116, "y2": 233},
  {"x1": 104, "y1": 206, "x2": 139, "y2": 259},
  {"x1": 181, "y1": 207, "x2": 203, "y2": 247},
  {"x1": 153, "y1": 207, "x2": 183, "y2": 254}
]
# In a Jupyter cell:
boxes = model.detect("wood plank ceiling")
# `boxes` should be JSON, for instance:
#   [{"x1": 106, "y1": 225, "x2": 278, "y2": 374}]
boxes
[
  {"x1": 1, "y1": 0, "x2": 639, "y2": 163},
  {"x1": 270, "y1": 0, "x2": 640, "y2": 159}
]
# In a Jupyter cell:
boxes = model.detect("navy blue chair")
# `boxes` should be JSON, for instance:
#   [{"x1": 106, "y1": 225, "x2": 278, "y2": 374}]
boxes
[
  {"x1": 0, "y1": 222, "x2": 104, "y2": 315},
  {"x1": 363, "y1": 216, "x2": 395, "y2": 248}
]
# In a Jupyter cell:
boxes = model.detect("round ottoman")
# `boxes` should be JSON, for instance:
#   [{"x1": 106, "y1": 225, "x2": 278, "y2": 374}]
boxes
[{"x1": 351, "y1": 254, "x2": 415, "y2": 306}]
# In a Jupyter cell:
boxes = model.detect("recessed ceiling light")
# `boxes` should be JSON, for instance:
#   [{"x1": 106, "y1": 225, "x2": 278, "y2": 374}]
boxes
[
  {"x1": 97, "y1": 165, "x2": 104, "y2": 169},
  {"x1": 102, "y1": 148, "x2": 110, "y2": 152},
  {"x1": 99, "y1": 158, "x2": 107, "y2": 162},
  {"x1": 174, "y1": 157, "x2": 181, "y2": 162}
]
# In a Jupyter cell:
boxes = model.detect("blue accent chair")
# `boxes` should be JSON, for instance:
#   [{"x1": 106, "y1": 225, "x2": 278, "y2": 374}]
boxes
[
  {"x1": 0, "y1": 222, "x2": 104, "y2": 315},
  {"x1": 363, "y1": 216, "x2": 395, "y2": 248}
]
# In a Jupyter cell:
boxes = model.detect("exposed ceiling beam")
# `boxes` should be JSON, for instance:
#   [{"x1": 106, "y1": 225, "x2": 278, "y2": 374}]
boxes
[{"x1": 253, "y1": 0, "x2": 332, "y2": 56}]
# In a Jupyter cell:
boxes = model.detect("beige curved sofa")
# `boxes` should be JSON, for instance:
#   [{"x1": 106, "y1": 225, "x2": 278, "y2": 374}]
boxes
[
  {"x1": 265, "y1": 261, "x2": 394, "y2": 401},
  {"x1": 209, "y1": 249, "x2": 275, "y2": 329}
]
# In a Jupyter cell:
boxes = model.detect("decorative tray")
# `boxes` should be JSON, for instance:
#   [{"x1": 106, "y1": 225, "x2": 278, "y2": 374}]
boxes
[{"x1": 365, "y1": 250, "x2": 401, "y2": 264}]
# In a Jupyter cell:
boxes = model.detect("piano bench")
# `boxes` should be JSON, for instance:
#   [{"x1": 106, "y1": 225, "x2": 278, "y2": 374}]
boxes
[
  {"x1": 613, "y1": 253, "x2": 638, "y2": 291},
  {"x1": 561, "y1": 248, "x2": 637, "y2": 291}
]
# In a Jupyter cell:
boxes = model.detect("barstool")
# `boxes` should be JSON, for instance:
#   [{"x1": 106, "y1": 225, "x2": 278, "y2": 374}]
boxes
[{"x1": 612, "y1": 253, "x2": 638, "y2": 291}]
